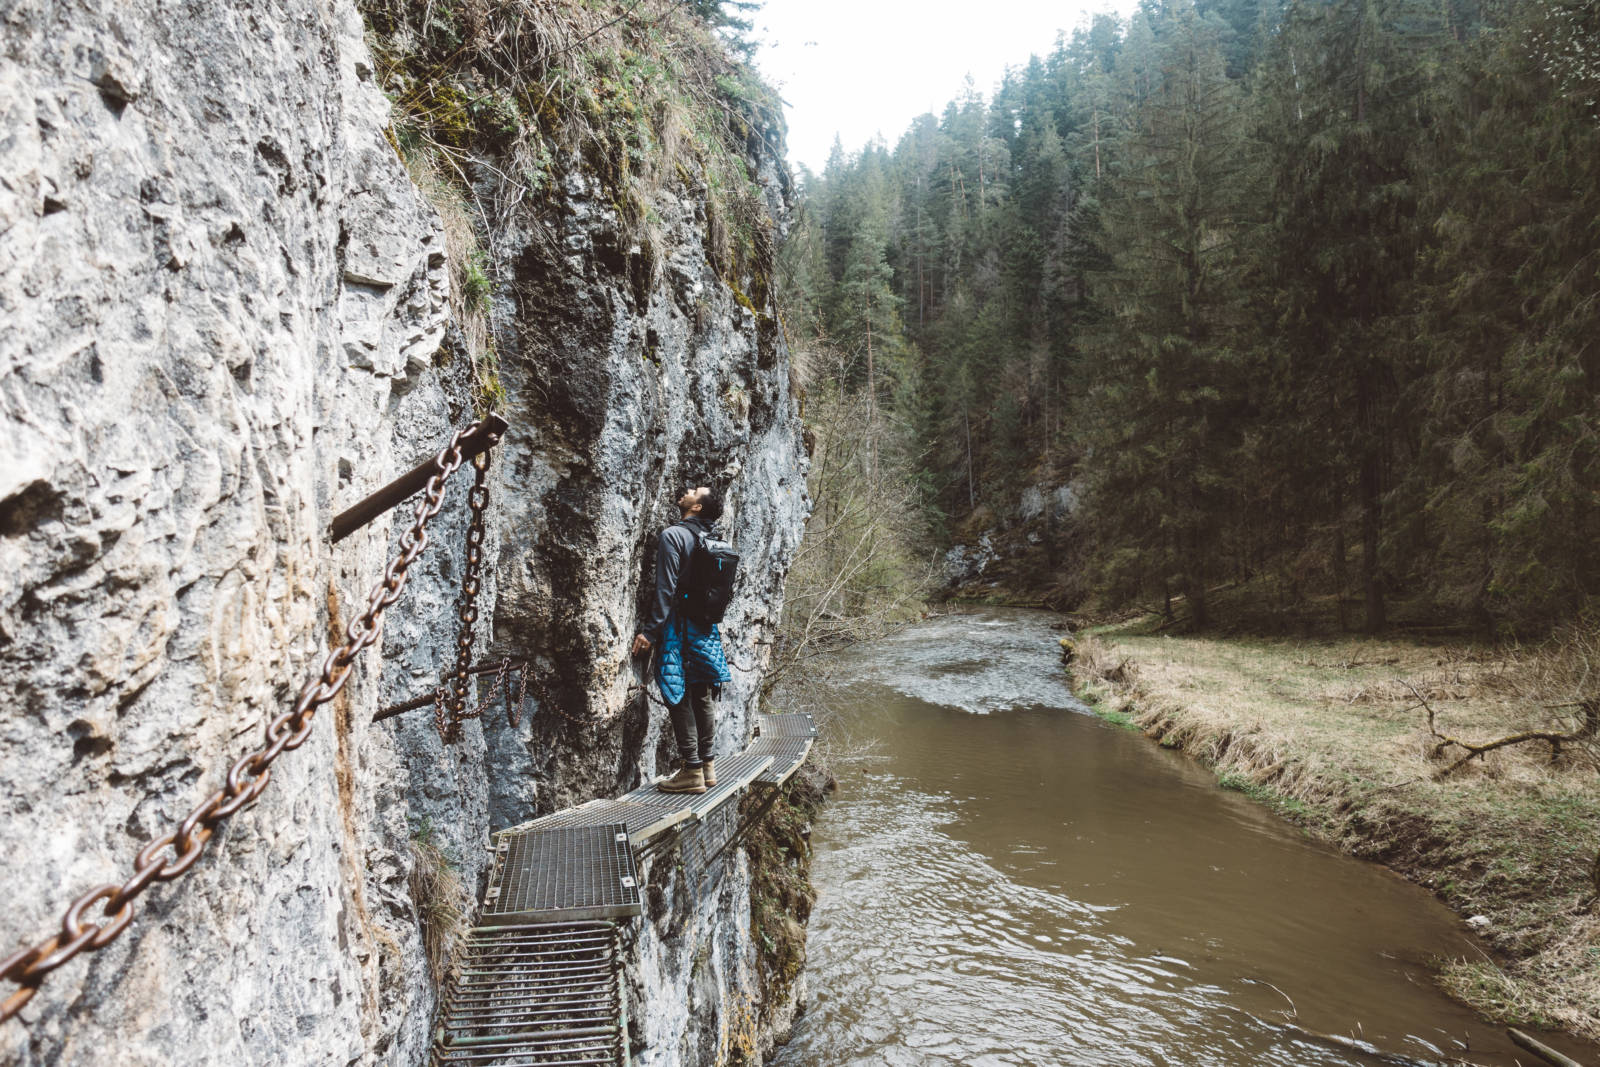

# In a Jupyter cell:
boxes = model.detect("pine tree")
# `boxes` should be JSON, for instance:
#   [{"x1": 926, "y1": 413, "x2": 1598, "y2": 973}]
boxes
[
  {"x1": 1257, "y1": 0, "x2": 1444, "y2": 631},
  {"x1": 687, "y1": 0, "x2": 763, "y2": 59},
  {"x1": 1076, "y1": 8, "x2": 1263, "y2": 628},
  {"x1": 1402, "y1": 0, "x2": 1600, "y2": 631}
]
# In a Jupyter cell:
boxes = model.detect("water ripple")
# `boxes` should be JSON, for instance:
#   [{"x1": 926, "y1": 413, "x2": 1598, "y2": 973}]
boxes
[{"x1": 774, "y1": 610, "x2": 1534, "y2": 1067}]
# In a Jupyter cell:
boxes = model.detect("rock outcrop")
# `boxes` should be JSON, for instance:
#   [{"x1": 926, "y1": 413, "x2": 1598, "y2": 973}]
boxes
[{"x1": 0, "y1": 2, "x2": 807, "y2": 1064}]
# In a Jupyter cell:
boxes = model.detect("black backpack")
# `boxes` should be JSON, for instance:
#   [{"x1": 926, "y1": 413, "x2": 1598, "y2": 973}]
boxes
[{"x1": 679, "y1": 523, "x2": 740, "y2": 625}]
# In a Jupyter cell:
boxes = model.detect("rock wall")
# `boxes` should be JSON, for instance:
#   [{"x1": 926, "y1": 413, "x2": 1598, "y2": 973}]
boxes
[
  {"x1": 0, "y1": 2, "x2": 807, "y2": 1064},
  {"x1": 942, "y1": 482, "x2": 1085, "y2": 607}
]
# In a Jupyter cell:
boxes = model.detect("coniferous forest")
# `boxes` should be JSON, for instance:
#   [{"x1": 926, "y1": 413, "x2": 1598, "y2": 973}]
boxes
[{"x1": 780, "y1": 0, "x2": 1600, "y2": 637}]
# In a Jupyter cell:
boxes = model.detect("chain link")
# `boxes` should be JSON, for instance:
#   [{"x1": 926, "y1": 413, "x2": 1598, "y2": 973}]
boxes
[
  {"x1": 628, "y1": 681, "x2": 673, "y2": 712},
  {"x1": 507, "y1": 662, "x2": 528, "y2": 728},
  {"x1": 525, "y1": 667, "x2": 594, "y2": 729},
  {"x1": 439, "y1": 452, "x2": 491, "y2": 744},
  {"x1": 0, "y1": 420, "x2": 490, "y2": 1025},
  {"x1": 434, "y1": 659, "x2": 514, "y2": 743}
]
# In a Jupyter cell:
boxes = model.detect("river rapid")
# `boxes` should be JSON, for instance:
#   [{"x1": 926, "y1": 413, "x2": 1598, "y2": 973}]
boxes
[{"x1": 772, "y1": 609, "x2": 1557, "y2": 1067}]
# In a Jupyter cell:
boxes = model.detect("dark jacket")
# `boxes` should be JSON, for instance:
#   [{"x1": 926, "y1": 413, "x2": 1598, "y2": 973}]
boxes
[
  {"x1": 641, "y1": 516, "x2": 713, "y2": 644},
  {"x1": 643, "y1": 515, "x2": 731, "y2": 704}
]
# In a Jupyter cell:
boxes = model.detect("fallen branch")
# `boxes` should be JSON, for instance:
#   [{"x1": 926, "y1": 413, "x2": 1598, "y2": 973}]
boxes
[
  {"x1": 1242, "y1": 975, "x2": 1299, "y2": 1017},
  {"x1": 1507, "y1": 1027, "x2": 1585, "y2": 1067},
  {"x1": 1402, "y1": 684, "x2": 1598, "y2": 778}
]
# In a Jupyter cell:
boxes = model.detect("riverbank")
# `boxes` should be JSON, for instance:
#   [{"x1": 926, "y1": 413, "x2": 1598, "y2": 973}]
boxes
[{"x1": 1069, "y1": 621, "x2": 1600, "y2": 1045}]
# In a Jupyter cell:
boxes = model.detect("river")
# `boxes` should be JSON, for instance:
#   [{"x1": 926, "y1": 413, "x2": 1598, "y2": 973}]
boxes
[{"x1": 771, "y1": 609, "x2": 1569, "y2": 1067}]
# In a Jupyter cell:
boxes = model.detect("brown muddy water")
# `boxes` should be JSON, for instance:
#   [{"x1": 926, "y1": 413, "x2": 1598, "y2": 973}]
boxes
[{"x1": 772, "y1": 609, "x2": 1584, "y2": 1067}]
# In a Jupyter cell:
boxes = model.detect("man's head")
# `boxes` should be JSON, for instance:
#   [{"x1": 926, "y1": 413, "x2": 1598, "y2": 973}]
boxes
[{"x1": 676, "y1": 485, "x2": 724, "y2": 522}]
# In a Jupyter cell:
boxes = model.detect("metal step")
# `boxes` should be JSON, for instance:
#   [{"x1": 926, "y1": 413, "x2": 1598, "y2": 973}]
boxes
[
  {"x1": 434, "y1": 922, "x2": 626, "y2": 1066},
  {"x1": 484, "y1": 825, "x2": 643, "y2": 925},
  {"x1": 681, "y1": 751, "x2": 773, "y2": 820},
  {"x1": 751, "y1": 713, "x2": 816, "y2": 786},
  {"x1": 756, "y1": 712, "x2": 817, "y2": 738}
]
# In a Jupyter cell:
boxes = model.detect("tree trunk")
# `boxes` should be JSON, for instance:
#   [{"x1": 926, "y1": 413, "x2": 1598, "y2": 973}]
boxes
[
  {"x1": 865, "y1": 299, "x2": 877, "y2": 483},
  {"x1": 1187, "y1": 574, "x2": 1209, "y2": 630},
  {"x1": 978, "y1": 140, "x2": 985, "y2": 212},
  {"x1": 1357, "y1": 365, "x2": 1385, "y2": 632},
  {"x1": 1092, "y1": 106, "x2": 1102, "y2": 181},
  {"x1": 1361, "y1": 456, "x2": 1384, "y2": 632},
  {"x1": 1184, "y1": 511, "x2": 1208, "y2": 629},
  {"x1": 1333, "y1": 511, "x2": 1349, "y2": 632},
  {"x1": 916, "y1": 176, "x2": 926, "y2": 329},
  {"x1": 963, "y1": 403, "x2": 975, "y2": 513}
]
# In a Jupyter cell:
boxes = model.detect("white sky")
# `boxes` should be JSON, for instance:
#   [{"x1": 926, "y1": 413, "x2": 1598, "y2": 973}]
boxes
[{"x1": 752, "y1": 0, "x2": 1143, "y2": 175}]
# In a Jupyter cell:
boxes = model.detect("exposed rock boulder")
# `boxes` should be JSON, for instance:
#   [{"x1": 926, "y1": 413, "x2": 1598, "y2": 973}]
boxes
[
  {"x1": 943, "y1": 533, "x2": 997, "y2": 585},
  {"x1": 1020, "y1": 485, "x2": 1047, "y2": 523},
  {"x1": 1019, "y1": 483, "x2": 1080, "y2": 525}
]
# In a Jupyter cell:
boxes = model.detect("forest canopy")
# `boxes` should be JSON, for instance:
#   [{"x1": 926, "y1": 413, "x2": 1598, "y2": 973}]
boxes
[{"x1": 780, "y1": 0, "x2": 1600, "y2": 637}]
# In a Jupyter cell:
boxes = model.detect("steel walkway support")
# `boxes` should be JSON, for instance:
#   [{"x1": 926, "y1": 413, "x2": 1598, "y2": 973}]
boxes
[{"x1": 430, "y1": 713, "x2": 816, "y2": 1066}]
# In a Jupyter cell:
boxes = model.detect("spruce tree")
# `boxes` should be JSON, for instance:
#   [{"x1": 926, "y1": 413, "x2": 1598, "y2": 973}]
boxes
[
  {"x1": 1076, "y1": 8, "x2": 1262, "y2": 628},
  {"x1": 1257, "y1": 0, "x2": 1443, "y2": 631}
]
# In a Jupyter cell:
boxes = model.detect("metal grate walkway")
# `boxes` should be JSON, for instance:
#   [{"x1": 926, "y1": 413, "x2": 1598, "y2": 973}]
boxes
[
  {"x1": 749, "y1": 712, "x2": 816, "y2": 785},
  {"x1": 433, "y1": 922, "x2": 626, "y2": 1066},
  {"x1": 485, "y1": 825, "x2": 642, "y2": 925},
  {"x1": 432, "y1": 713, "x2": 814, "y2": 1066}
]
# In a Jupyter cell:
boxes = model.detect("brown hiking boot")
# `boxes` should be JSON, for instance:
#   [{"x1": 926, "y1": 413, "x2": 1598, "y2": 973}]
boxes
[
  {"x1": 659, "y1": 764, "x2": 706, "y2": 794},
  {"x1": 702, "y1": 759, "x2": 717, "y2": 787}
]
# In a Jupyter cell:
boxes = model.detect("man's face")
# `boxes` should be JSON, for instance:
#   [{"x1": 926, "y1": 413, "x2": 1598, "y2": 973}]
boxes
[{"x1": 677, "y1": 487, "x2": 707, "y2": 513}]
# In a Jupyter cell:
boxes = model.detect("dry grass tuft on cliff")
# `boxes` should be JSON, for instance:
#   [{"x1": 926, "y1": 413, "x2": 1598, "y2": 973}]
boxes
[
  {"x1": 358, "y1": 0, "x2": 785, "y2": 415},
  {"x1": 395, "y1": 146, "x2": 503, "y2": 408},
  {"x1": 409, "y1": 822, "x2": 471, "y2": 986},
  {"x1": 361, "y1": 0, "x2": 781, "y2": 282},
  {"x1": 1069, "y1": 623, "x2": 1600, "y2": 1041}
]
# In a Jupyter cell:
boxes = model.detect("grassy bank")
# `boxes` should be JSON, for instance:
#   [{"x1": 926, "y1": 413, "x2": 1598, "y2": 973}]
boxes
[{"x1": 1070, "y1": 621, "x2": 1600, "y2": 1042}]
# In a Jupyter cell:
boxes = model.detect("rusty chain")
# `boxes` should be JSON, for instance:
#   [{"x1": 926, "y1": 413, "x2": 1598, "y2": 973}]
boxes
[
  {"x1": 0, "y1": 420, "x2": 491, "y2": 1025},
  {"x1": 432, "y1": 660, "x2": 515, "y2": 743},
  {"x1": 406, "y1": 439, "x2": 599, "y2": 737},
  {"x1": 441, "y1": 451, "x2": 489, "y2": 742},
  {"x1": 439, "y1": 451, "x2": 490, "y2": 744},
  {"x1": 414, "y1": 450, "x2": 546, "y2": 743},
  {"x1": 507, "y1": 661, "x2": 528, "y2": 728},
  {"x1": 629, "y1": 680, "x2": 673, "y2": 712}
]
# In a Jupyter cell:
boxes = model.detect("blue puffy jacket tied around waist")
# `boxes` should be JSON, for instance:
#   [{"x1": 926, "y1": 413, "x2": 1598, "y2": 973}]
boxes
[{"x1": 655, "y1": 613, "x2": 730, "y2": 707}]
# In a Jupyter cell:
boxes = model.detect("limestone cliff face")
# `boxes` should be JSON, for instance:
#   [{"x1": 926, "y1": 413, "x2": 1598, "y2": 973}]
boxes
[{"x1": 0, "y1": 2, "x2": 807, "y2": 1064}]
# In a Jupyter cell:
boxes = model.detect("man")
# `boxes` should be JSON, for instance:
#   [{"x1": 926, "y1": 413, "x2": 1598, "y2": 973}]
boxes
[{"x1": 631, "y1": 486, "x2": 731, "y2": 794}]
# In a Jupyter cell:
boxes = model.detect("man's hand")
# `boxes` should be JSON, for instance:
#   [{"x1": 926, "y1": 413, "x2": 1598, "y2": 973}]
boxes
[{"x1": 631, "y1": 633, "x2": 652, "y2": 657}]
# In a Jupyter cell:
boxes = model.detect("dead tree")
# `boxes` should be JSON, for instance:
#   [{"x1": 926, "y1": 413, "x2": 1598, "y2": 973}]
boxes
[{"x1": 1401, "y1": 684, "x2": 1599, "y2": 778}]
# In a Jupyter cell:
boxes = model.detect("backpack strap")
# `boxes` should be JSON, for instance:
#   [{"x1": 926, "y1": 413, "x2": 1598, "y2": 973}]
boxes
[
  {"x1": 672, "y1": 521, "x2": 704, "y2": 606},
  {"x1": 675, "y1": 520, "x2": 709, "y2": 550}
]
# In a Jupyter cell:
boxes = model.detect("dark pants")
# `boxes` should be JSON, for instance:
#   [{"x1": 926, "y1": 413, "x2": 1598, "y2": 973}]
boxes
[{"x1": 667, "y1": 682, "x2": 716, "y2": 766}]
